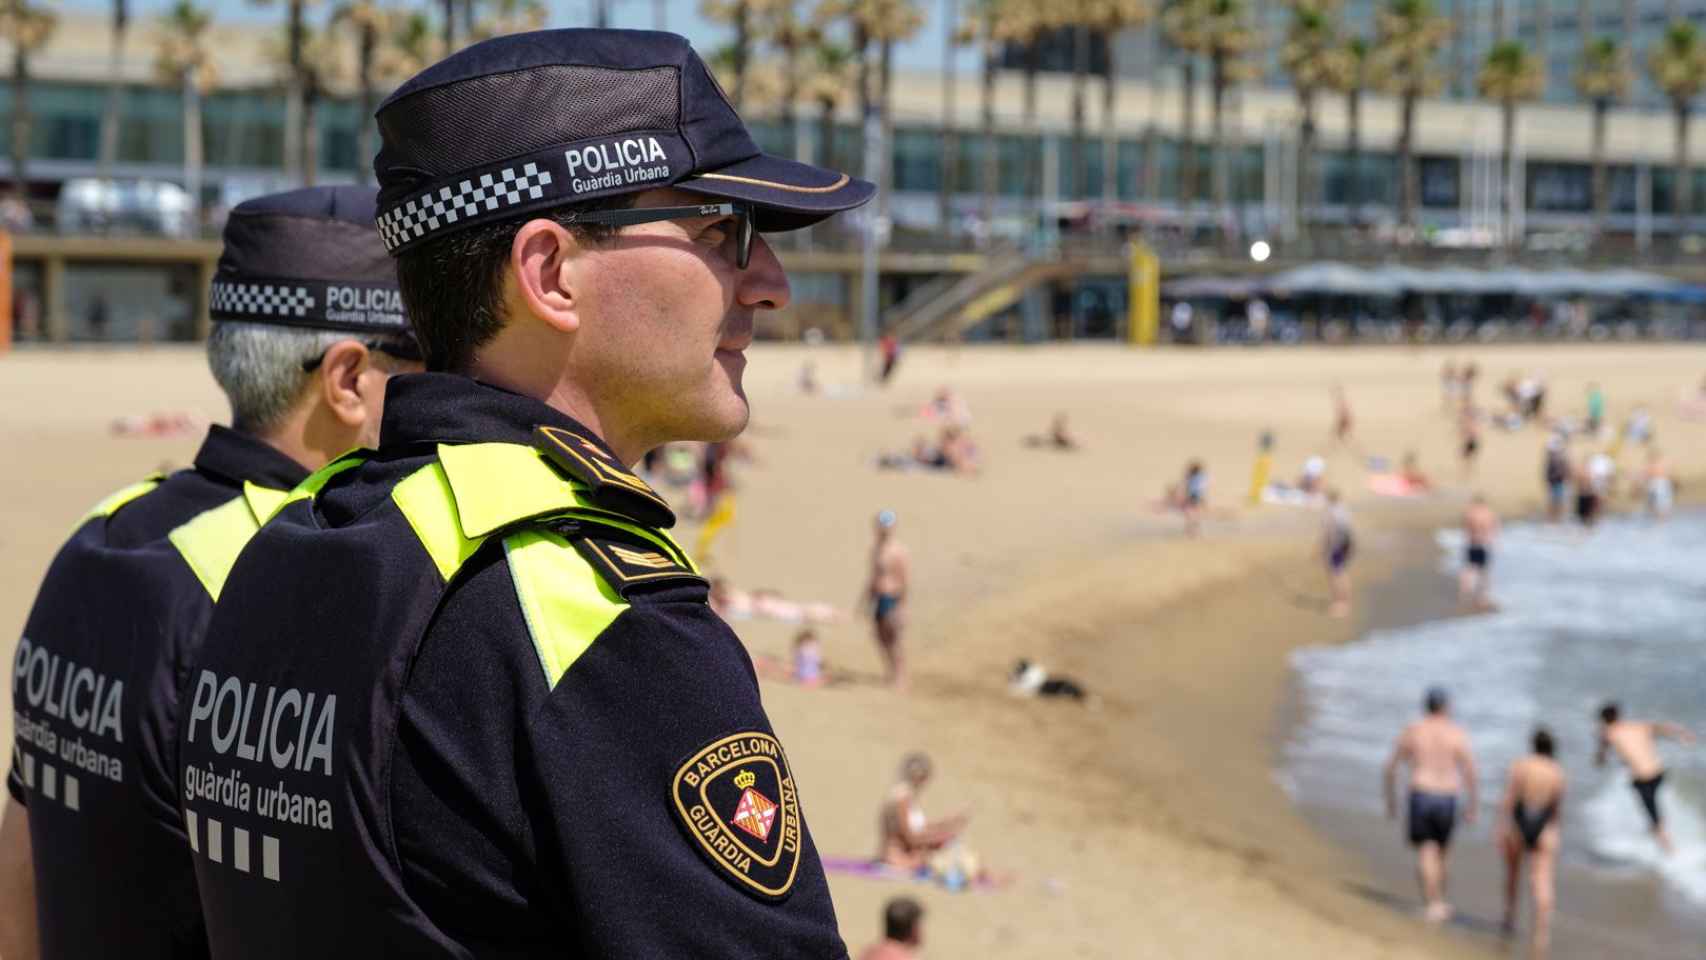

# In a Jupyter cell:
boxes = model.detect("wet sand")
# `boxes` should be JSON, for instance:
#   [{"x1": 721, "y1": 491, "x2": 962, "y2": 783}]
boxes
[{"x1": 4, "y1": 341, "x2": 1705, "y2": 957}]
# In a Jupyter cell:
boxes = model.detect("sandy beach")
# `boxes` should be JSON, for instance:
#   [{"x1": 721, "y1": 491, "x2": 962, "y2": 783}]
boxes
[{"x1": 4, "y1": 341, "x2": 1704, "y2": 957}]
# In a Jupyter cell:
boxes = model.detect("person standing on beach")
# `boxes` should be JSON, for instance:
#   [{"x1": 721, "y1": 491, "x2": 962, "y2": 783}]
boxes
[
  {"x1": 1639, "y1": 447, "x2": 1674, "y2": 520},
  {"x1": 1543, "y1": 435, "x2": 1570, "y2": 523},
  {"x1": 866, "y1": 509, "x2": 912, "y2": 689},
  {"x1": 1596, "y1": 703, "x2": 1697, "y2": 854},
  {"x1": 1459, "y1": 495, "x2": 1500, "y2": 611},
  {"x1": 1498, "y1": 728, "x2": 1565, "y2": 958},
  {"x1": 1383, "y1": 687, "x2": 1480, "y2": 923},
  {"x1": 1321, "y1": 489, "x2": 1354, "y2": 618},
  {"x1": 1331, "y1": 384, "x2": 1355, "y2": 448}
]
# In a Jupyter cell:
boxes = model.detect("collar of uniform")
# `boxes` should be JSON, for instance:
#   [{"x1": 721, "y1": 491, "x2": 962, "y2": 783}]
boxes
[
  {"x1": 193, "y1": 424, "x2": 311, "y2": 491},
  {"x1": 380, "y1": 372, "x2": 676, "y2": 529}
]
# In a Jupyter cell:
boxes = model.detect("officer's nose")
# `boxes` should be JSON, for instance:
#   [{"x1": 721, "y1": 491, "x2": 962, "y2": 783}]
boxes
[{"x1": 737, "y1": 235, "x2": 790, "y2": 312}]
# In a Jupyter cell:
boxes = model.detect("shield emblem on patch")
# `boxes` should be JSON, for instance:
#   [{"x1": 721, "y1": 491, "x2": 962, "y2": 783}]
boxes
[{"x1": 671, "y1": 732, "x2": 803, "y2": 900}]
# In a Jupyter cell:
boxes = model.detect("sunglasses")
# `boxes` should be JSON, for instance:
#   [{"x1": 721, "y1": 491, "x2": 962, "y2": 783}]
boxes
[
  {"x1": 301, "y1": 338, "x2": 425, "y2": 372},
  {"x1": 563, "y1": 202, "x2": 754, "y2": 270}
]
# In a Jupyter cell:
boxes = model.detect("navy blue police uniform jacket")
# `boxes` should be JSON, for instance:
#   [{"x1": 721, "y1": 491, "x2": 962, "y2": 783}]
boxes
[
  {"x1": 9, "y1": 426, "x2": 308, "y2": 959},
  {"x1": 176, "y1": 373, "x2": 846, "y2": 958}
]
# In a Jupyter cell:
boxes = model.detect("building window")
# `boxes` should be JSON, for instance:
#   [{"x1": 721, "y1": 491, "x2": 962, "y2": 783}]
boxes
[
  {"x1": 1528, "y1": 162, "x2": 1591, "y2": 212},
  {"x1": 1420, "y1": 156, "x2": 1459, "y2": 208}
]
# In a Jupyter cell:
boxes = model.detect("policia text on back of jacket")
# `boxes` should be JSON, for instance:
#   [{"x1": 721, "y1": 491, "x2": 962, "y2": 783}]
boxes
[
  {"x1": 0, "y1": 187, "x2": 421, "y2": 959},
  {"x1": 174, "y1": 29, "x2": 875, "y2": 958}
]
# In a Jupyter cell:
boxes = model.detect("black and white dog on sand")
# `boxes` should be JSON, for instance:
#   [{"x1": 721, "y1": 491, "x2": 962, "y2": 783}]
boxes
[{"x1": 1009, "y1": 660, "x2": 1092, "y2": 703}]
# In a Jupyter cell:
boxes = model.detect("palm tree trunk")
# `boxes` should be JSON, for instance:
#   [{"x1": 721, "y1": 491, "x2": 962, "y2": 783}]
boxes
[
  {"x1": 99, "y1": 0, "x2": 129, "y2": 177},
  {"x1": 303, "y1": 81, "x2": 320, "y2": 187},
  {"x1": 183, "y1": 69, "x2": 203, "y2": 234},
  {"x1": 1591, "y1": 97, "x2": 1608, "y2": 240},
  {"x1": 1674, "y1": 100, "x2": 1691, "y2": 238},
  {"x1": 1397, "y1": 90, "x2": 1417, "y2": 230},
  {"x1": 783, "y1": 41, "x2": 802, "y2": 162},
  {"x1": 980, "y1": 34, "x2": 997, "y2": 244},
  {"x1": 879, "y1": 39, "x2": 895, "y2": 223},
  {"x1": 1070, "y1": 24, "x2": 1089, "y2": 199},
  {"x1": 1298, "y1": 87, "x2": 1316, "y2": 249},
  {"x1": 1024, "y1": 38, "x2": 1040, "y2": 220},
  {"x1": 1501, "y1": 98, "x2": 1516, "y2": 248},
  {"x1": 939, "y1": 0, "x2": 957, "y2": 236},
  {"x1": 286, "y1": 0, "x2": 306, "y2": 184},
  {"x1": 819, "y1": 99, "x2": 836, "y2": 169},
  {"x1": 731, "y1": 2, "x2": 750, "y2": 110},
  {"x1": 856, "y1": 23, "x2": 872, "y2": 135},
  {"x1": 357, "y1": 26, "x2": 377, "y2": 183},
  {"x1": 1346, "y1": 85, "x2": 1362, "y2": 227},
  {"x1": 1180, "y1": 55, "x2": 1197, "y2": 209},
  {"x1": 11, "y1": 46, "x2": 31, "y2": 198},
  {"x1": 441, "y1": 0, "x2": 455, "y2": 53},
  {"x1": 1101, "y1": 33, "x2": 1119, "y2": 209},
  {"x1": 1210, "y1": 49, "x2": 1229, "y2": 238}
]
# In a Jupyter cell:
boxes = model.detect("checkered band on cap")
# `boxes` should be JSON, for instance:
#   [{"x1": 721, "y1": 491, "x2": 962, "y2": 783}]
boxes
[
  {"x1": 210, "y1": 282, "x2": 316, "y2": 319},
  {"x1": 376, "y1": 161, "x2": 553, "y2": 252}
]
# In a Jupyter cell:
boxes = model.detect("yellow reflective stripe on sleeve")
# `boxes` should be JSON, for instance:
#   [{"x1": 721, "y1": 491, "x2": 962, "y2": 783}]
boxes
[
  {"x1": 167, "y1": 496, "x2": 262, "y2": 600},
  {"x1": 242, "y1": 481, "x2": 291, "y2": 525},
  {"x1": 391, "y1": 462, "x2": 483, "y2": 582},
  {"x1": 503, "y1": 528, "x2": 628, "y2": 688},
  {"x1": 82, "y1": 476, "x2": 164, "y2": 522}
]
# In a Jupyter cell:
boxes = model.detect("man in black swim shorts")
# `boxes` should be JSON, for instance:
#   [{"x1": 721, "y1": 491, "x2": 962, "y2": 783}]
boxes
[
  {"x1": 1597, "y1": 702, "x2": 1696, "y2": 854},
  {"x1": 1384, "y1": 687, "x2": 1480, "y2": 923}
]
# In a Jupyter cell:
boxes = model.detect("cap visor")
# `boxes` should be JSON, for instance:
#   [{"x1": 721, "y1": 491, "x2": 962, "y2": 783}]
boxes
[{"x1": 676, "y1": 153, "x2": 875, "y2": 231}]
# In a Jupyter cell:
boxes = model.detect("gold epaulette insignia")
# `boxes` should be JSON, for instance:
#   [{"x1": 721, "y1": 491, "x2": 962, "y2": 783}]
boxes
[
  {"x1": 533, "y1": 425, "x2": 676, "y2": 528},
  {"x1": 555, "y1": 519, "x2": 706, "y2": 598}
]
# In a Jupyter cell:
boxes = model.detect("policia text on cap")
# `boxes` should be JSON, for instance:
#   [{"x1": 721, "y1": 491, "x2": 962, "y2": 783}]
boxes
[
  {"x1": 168, "y1": 29, "x2": 875, "y2": 958},
  {"x1": 0, "y1": 186, "x2": 421, "y2": 960}
]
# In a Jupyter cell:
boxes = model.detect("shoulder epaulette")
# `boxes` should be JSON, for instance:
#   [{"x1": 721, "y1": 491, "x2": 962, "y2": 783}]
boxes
[
  {"x1": 543, "y1": 516, "x2": 706, "y2": 598},
  {"x1": 82, "y1": 473, "x2": 167, "y2": 522},
  {"x1": 532, "y1": 425, "x2": 676, "y2": 529}
]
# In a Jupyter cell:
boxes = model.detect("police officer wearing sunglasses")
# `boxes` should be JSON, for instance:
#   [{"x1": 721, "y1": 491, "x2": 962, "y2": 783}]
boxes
[{"x1": 177, "y1": 29, "x2": 873, "y2": 958}]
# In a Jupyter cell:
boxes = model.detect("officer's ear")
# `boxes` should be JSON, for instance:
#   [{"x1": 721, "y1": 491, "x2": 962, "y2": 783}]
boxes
[
  {"x1": 511, "y1": 218, "x2": 582, "y2": 335},
  {"x1": 314, "y1": 339, "x2": 375, "y2": 427}
]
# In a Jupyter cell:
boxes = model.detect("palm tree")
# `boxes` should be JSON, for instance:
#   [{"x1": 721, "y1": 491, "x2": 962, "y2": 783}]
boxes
[
  {"x1": 332, "y1": 1, "x2": 388, "y2": 183},
  {"x1": 803, "y1": 40, "x2": 855, "y2": 170},
  {"x1": 848, "y1": 0, "x2": 926, "y2": 221},
  {"x1": 991, "y1": 0, "x2": 1050, "y2": 221},
  {"x1": 1330, "y1": 35, "x2": 1370, "y2": 227},
  {"x1": 99, "y1": 0, "x2": 130, "y2": 178},
  {"x1": 940, "y1": 0, "x2": 959, "y2": 234},
  {"x1": 251, "y1": 0, "x2": 317, "y2": 184},
  {"x1": 1076, "y1": 0, "x2": 1153, "y2": 210},
  {"x1": 1166, "y1": 0, "x2": 1254, "y2": 235},
  {"x1": 957, "y1": 0, "x2": 1003, "y2": 243},
  {"x1": 468, "y1": 0, "x2": 545, "y2": 42},
  {"x1": 1649, "y1": 20, "x2": 1706, "y2": 236},
  {"x1": 154, "y1": 0, "x2": 215, "y2": 231},
  {"x1": 1477, "y1": 39, "x2": 1544, "y2": 248},
  {"x1": 2, "y1": 0, "x2": 58, "y2": 199},
  {"x1": 757, "y1": 0, "x2": 824, "y2": 164},
  {"x1": 702, "y1": 0, "x2": 763, "y2": 110},
  {"x1": 1161, "y1": 0, "x2": 1203, "y2": 209},
  {"x1": 378, "y1": 9, "x2": 439, "y2": 79},
  {"x1": 1371, "y1": 0, "x2": 1449, "y2": 232},
  {"x1": 1575, "y1": 36, "x2": 1629, "y2": 241},
  {"x1": 1280, "y1": 0, "x2": 1349, "y2": 245}
]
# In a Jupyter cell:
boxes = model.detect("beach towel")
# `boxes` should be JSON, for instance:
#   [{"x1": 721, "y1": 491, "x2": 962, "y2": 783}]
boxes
[{"x1": 821, "y1": 856, "x2": 1002, "y2": 893}]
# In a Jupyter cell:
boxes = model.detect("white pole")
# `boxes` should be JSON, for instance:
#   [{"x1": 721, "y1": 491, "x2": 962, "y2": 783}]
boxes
[{"x1": 860, "y1": 107, "x2": 884, "y2": 376}]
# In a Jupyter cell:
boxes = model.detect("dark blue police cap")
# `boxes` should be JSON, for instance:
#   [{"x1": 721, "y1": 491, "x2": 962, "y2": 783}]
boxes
[
  {"x1": 372, "y1": 29, "x2": 875, "y2": 255},
  {"x1": 213, "y1": 185, "x2": 409, "y2": 335}
]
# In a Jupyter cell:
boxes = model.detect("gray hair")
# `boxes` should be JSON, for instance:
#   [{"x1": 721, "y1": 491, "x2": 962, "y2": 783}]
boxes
[{"x1": 206, "y1": 322, "x2": 412, "y2": 434}]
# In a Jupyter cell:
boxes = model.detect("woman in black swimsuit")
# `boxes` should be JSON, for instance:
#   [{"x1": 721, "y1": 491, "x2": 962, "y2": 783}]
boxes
[{"x1": 1498, "y1": 729, "x2": 1566, "y2": 955}]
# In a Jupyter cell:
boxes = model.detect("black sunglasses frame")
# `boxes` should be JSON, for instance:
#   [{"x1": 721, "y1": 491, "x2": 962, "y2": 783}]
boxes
[
  {"x1": 301, "y1": 338, "x2": 424, "y2": 372},
  {"x1": 563, "y1": 202, "x2": 753, "y2": 270}
]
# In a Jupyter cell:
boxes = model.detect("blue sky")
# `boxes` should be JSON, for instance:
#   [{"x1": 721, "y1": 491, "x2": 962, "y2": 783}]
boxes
[{"x1": 63, "y1": 0, "x2": 971, "y2": 72}]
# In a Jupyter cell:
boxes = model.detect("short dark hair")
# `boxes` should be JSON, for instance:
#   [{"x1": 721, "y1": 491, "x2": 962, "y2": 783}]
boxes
[
  {"x1": 394, "y1": 195, "x2": 633, "y2": 373},
  {"x1": 1600, "y1": 702, "x2": 1620, "y2": 724},
  {"x1": 882, "y1": 896, "x2": 923, "y2": 942},
  {"x1": 1532, "y1": 727, "x2": 1555, "y2": 756},
  {"x1": 1424, "y1": 687, "x2": 1448, "y2": 714}
]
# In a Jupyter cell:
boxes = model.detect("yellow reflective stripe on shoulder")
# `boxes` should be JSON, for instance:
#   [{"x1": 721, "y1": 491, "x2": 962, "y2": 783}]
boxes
[
  {"x1": 437, "y1": 442, "x2": 591, "y2": 539},
  {"x1": 278, "y1": 454, "x2": 367, "y2": 512},
  {"x1": 167, "y1": 495, "x2": 262, "y2": 600},
  {"x1": 82, "y1": 476, "x2": 164, "y2": 522},
  {"x1": 391, "y1": 462, "x2": 484, "y2": 582},
  {"x1": 242, "y1": 481, "x2": 291, "y2": 525},
  {"x1": 504, "y1": 528, "x2": 628, "y2": 688}
]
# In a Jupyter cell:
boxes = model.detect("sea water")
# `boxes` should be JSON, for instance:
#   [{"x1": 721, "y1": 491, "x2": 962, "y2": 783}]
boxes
[{"x1": 1282, "y1": 509, "x2": 1706, "y2": 934}]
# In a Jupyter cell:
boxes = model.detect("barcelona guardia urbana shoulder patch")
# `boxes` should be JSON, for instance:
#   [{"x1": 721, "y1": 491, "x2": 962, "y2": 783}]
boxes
[{"x1": 672, "y1": 732, "x2": 802, "y2": 901}]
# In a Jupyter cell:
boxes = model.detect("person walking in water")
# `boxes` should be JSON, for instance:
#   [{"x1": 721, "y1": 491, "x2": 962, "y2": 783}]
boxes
[
  {"x1": 1460, "y1": 495, "x2": 1500, "y2": 612},
  {"x1": 864, "y1": 510, "x2": 912, "y2": 690},
  {"x1": 1596, "y1": 702, "x2": 1696, "y2": 854},
  {"x1": 1383, "y1": 687, "x2": 1480, "y2": 923},
  {"x1": 1499, "y1": 728, "x2": 1565, "y2": 958},
  {"x1": 1321, "y1": 489, "x2": 1354, "y2": 618}
]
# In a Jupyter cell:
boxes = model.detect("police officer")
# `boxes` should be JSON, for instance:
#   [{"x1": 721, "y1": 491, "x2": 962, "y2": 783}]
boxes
[
  {"x1": 177, "y1": 29, "x2": 872, "y2": 957},
  {"x1": 0, "y1": 186, "x2": 419, "y2": 960}
]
